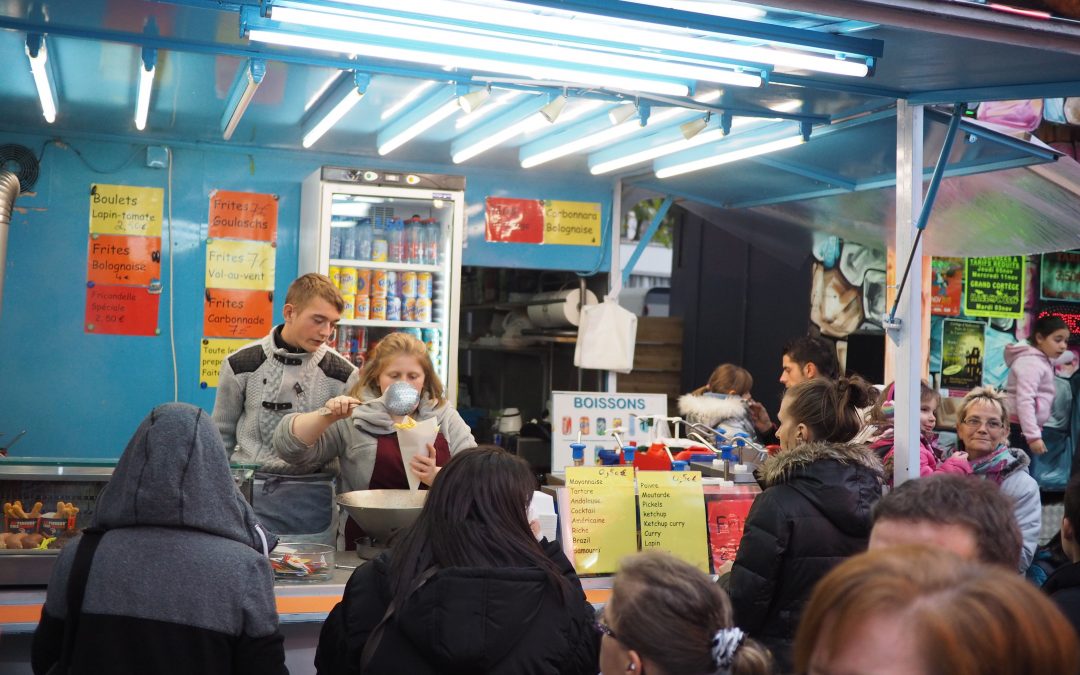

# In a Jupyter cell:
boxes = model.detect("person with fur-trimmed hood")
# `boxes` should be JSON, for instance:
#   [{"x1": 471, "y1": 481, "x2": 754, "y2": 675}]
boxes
[
  {"x1": 728, "y1": 376, "x2": 882, "y2": 673},
  {"x1": 678, "y1": 364, "x2": 758, "y2": 439}
]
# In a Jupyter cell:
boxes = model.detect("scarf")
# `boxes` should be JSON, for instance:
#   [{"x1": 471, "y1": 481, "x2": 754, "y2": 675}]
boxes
[{"x1": 970, "y1": 445, "x2": 1017, "y2": 486}]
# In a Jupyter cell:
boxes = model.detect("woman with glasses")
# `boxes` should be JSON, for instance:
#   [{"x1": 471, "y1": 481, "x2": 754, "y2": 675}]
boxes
[
  {"x1": 599, "y1": 551, "x2": 772, "y2": 675},
  {"x1": 955, "y1": 386, "x2": 1041, "y2": 573}
]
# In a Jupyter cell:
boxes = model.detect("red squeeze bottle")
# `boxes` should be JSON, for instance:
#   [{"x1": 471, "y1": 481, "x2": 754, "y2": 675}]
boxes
[{"x1": 633, "y1": 442, "x2": 673, "y2": 471}]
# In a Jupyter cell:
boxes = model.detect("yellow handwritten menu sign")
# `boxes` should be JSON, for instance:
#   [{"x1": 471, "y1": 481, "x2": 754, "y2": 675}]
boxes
[
  {"x1": 206, "y1": 239, "x2": 275, "y2": 291},
  {"x1": 200, "y1": 338, "x2": 248, "y2": 388},
  {"x1": 638, "y1": 471, "x2": 710, "y2": 572},
  {"x1": 544, "y1": 201, "x2": 601, "y2": 246},
  {"x1": 89, "y1": 184, "x2": 163, "y2": 237},
  {"x1": 565, "y1": 466, "x2": 638, "y2": 574}
]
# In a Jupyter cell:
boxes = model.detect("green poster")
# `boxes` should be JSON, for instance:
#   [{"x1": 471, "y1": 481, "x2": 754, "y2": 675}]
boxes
[
  {"x1": 1040, "y1": 250, "x2": 1080, "y2": 303},
  {"x1": 941, "y1": 319, "x2": 986, "y2": 391},
  {"x1": 963, "y1": 256, "x2": 1025, "y2": 319}
]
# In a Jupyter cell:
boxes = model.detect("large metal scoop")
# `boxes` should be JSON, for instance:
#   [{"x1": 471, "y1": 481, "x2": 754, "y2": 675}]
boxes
[{"x1": 337, "y1": 489, "x2": 427, "y2": 543}]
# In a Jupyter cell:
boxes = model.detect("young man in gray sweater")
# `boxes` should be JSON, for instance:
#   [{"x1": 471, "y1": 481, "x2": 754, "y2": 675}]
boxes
[{"x1": 212, "y1": 273, "x2": 358, "y2": 537}]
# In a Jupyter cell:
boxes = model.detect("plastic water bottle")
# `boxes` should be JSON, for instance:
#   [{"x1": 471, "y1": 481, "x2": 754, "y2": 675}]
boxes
[
  {"x1": 329, "y1": 221, "x2": 344, "y2": 259},
  {"x1": 405, "y1": 217, "x2": 423, "y2": 264},
  {"x1": 340, "y1": 221, "x2": 357, "y2": 260},
  {"x1": 387, "y1": 218, "x2": 405, "y2": 263},
  {"x1": 354, "y1": 218, "x2": 373, "y2": 261},
  {"x1": 422, "y1": 219, "x2": 440, "y2": 265}
]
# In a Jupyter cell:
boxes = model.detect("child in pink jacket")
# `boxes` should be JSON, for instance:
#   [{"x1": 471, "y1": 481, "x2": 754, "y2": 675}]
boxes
[
  {"x1": 1005, "y1": 314, "x2": 1071, "y2": 456},
  {"x1": 868, "y1": 381, "x2": 970, "y2": 486}
]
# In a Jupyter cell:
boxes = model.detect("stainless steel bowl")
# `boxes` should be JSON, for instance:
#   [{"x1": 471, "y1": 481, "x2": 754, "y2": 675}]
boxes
[{"x1": 337, "y1": 489, "x2": 427, "y2": 543}]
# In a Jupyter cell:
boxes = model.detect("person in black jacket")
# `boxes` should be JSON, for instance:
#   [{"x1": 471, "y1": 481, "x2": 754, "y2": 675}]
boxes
[
  {"x1": 1045, "y1": 473, "x2": 1080, "y2": 635},
  {"x1": 31, "y1": 403, "x2": 288, "y2": 675},
  {"x1": 728, "y1": 376, "x2": 882, "y2": 672},
  {"x1": 315, "y1": 445, "x2": 600, "y2": 674}
]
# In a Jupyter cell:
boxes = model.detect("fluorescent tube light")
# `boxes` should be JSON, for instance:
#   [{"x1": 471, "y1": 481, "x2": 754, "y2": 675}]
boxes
[
  {"x1": 301, "y1": 71, "x2": 371, "y2": 148},
  {"x1": 382, "y1": 80, "x2": 436, "y2": 120},
  {"x1": 378, "y1": 89, "x2": 461, "y2": 155},
  {"x1": 25, "y1": 35, "x2": 57, "y2": 124},
  {"x1": 655, "y1": 134, "x2": 804, "y2": 179},
  {"x1": 135, "y1": 62, "x2": 155, "y2": 131},
  {"x1": 452, "y1": 98, "x2": 603, "y2": 164},
  {"x1": 221, "y1": 59, "x2": 266, "y2": 141},
  {"x1": 312, "y1": 0, "x2": 870, "y2": 77},
  {"x1": 625, "y1": 0, "x2": 765, "y2": 20},
  {"x1": 305, "y1": 70, "x2": 341, "y2": 112},
  {"x1": 269, "y1": 7, "x2": 759, "y2": 89},
  {"x1": 247, "y1": 28, "x2": 692, "y2": 96}
]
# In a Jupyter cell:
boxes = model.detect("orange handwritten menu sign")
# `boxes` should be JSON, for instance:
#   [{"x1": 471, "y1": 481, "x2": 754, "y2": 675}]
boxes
[
  {"x1": 85, "y1": 285, "x2": 160, "y2": 336},
  {"x1": 87, "y1": 234, "x2": 161, "y2": 286},
  {"x1": 208, "y1": 190, "x2": 278, "y2": 242},
  {"x1": 204, "y1": 288, "x2": 273, "y2": 338},
  {"x1": 485, "y1": 197, "x2": 545, "y2": 244}
]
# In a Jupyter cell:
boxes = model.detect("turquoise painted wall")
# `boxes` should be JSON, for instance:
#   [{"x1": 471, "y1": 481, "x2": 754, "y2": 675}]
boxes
[{"x1": 0, "y1": 131, "x2": 612, "y2": 457}]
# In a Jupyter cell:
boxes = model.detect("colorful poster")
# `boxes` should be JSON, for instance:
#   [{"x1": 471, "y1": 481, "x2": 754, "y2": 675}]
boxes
[
  {"x1": 203, "y1": 288, "x2": 274, "y2": 338},
  {"x1": 931, "y1": 257, "x2": 964, "y2": 317},
  {"x1": 637, "y1": 471, "x2": 709, "y2": 572},
  {"x1": 941, "y1": 318, "x2": 987, "y2": 391},
  {"x1": 88, "y1": 184, "x2": 163, "y2": 236},
  {"x1": 87, "y1": 234, "x2": 161, "y2": 287},
  {"x1": 705, "y1": 485, "x2": 760, "y2": 574},
  {"x1": 544, "y1": 201, "x2": 602, "y2": 246},
  {"x1": 84, "y1": 285, "x2": 160, "y2": 336},
  {"x1": 208, "y1": 190, "x2": 279, "y2": 242},
  {"x1": 964, "y1": 256, "x2": 1025, "y2": 319},
  {"x1": 1040, "y1": 250, "x2": 1080, "y2": 303},
  {"x1": 549, "y1": 391, "x2": 669, "y2": 471},
  {"x1": 200, "y1": 337, "x2": 248, "y2": 388},
  {"x1": 485, "y1": 197, "x2": 545, "y2": 243},
  {"x1": 564, "y1": 466, "x2": 638, "y2": 575},
  {"x1": 205, "y1": 239, "x2": 275, "y2": 290}
]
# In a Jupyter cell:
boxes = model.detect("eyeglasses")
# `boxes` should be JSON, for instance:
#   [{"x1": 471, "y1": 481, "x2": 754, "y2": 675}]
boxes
[
  {"x1": 960, "y1": 417, "x2": 1004, "y2": 430},
  {"x1": 594, "y1": 608, "x2": 618, "y2": 640}
]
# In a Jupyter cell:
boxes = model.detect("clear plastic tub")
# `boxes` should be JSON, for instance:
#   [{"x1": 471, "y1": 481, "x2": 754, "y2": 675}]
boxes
[{"x1": 269, "y1": 543, "x2": 334, "y2": 582}]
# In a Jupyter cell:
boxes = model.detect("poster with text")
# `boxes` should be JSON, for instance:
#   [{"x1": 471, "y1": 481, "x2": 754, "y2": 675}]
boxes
[
  {"x1": 205, "y1": 239, "x2": 275, "y2": 290},
  {"x1": 931, "y1": 257, "x2": 963, "y2": 316},
  {"x1": 87, "y1": 234, "x2": 161, "y2": 287},
  {"x1": 1041, "y1": 250, "x2": 1080, "y2": 303},
  {"x1": 85, "y1": 285, "x2": 160, "y2": 336},
  {"x1": 89, "y1": 184, "x2": 163, "y2": 237},
  {"x1": 562, "y1": 466, "x2": 638, "y2": 575},
  {"x1": 204, "y1": 288, "x2": 274, "y2": 338},
  {"x1": 941, "y1": 318, "x2": 987, "y2": 391},
  {"x1": 208, "y1": 190, "x2": 279, "y2": 243},
  {"x1": 200, "y1": 338, "x2": 248, "y2": 388},
  {"x1": 485, "y1": 197, "x2": 545, "y2": 243},
  {"x1": 638, "y1": 471, "x2": 709, "y2": 572},
  {"x1": 544, "y1": 201, "x2": 602, "y2": 246},
  {"x1": 550, "y1": 391, "x2": 668, "y2": 471},
  {"x1": 964, "y1": 256, "x2": 1025, "y2": 319}
]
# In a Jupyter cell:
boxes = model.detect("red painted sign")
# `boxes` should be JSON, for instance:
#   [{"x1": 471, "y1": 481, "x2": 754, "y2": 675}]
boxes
[
  {"x1": 87, "y1": 234, "x2": 161, "y2": 287},
  {"x1": 208, "y1": 190, "x2": 279, "y2": 242},
  {"x1": 85, "y1": 285, "x2": 160, "y2": 336},
  {"x1": 485, "y1": 197, "x2": 545, "y2": 244},
  {"x1": 203, "y1": 288, "x2": 274, "y2": 338}
]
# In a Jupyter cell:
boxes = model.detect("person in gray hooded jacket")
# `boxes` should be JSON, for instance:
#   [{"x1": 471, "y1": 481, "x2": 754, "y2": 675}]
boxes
[{"x1": 31, "y1": 403, "x2": 288, "y2": 675}]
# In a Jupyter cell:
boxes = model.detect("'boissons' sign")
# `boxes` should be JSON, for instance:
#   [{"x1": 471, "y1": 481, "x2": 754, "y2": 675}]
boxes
[{"x1": 550, "y1": 391, "x2": 667, "y2": 470}]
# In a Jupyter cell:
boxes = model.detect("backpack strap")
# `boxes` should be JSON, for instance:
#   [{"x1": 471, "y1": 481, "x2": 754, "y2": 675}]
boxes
[{"x1": 53, "y1": 528, "x2": 105, "y2": 673}]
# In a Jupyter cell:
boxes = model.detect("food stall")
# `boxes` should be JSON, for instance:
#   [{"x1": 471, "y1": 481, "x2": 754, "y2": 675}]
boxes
[{"x1": 3, "y1": 0, "x2": 1080, "y2": 671}]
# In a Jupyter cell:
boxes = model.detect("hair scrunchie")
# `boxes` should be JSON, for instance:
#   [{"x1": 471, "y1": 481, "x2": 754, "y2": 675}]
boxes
[{"x1": 710, "y1": 626, "x2": 745, "y2": 674}]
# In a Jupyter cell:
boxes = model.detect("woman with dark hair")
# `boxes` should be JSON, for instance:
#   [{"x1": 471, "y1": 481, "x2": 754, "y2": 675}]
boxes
[
  {"x1": 727, "y1": 376, "x2": 883, "y2": 672},
  {"x1": 315, "y1": 446, "x2": 599, "y2": 674},
  {"x1": 600, "y1": 551, "x2": 773, "y2": 675}
]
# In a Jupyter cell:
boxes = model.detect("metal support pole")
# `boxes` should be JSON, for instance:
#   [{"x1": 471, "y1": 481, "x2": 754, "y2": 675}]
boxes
[
  {"x1": 607, "y1": 180, "x2": 623, "y2": 394},
  {"x1": 893, "y1": 100, "x2": 924, "y2": 487},
  {"x1": 622, "y1": 195, "x2": 673, "y2": 288}
]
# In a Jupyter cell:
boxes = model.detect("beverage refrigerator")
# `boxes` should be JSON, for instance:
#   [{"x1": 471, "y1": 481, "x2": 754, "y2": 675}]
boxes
[{"x1": 300, "y1": 167, "x2": 464, "y2": 404}]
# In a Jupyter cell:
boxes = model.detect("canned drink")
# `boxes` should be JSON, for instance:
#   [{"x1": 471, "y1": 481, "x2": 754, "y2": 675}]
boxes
[
  {"x1": 355, "y1": 327, "x2": 367, "y2": 350},
  {"x1": 338, "y1": 267, "x2": 358, "y2": 295},
  {"x1": 329, "y1": 266, "x2": 343, "y2": 290},
  {"x1": 341, "y1": 294, "x2": 356, "y2": 320},
  {"x1": 387, "y1": 295, "x2": 402, "y2": 321},
  {"x1": 415, "y1": 297, "x2": 432, "y2": 322},
  {"x1": 370, "y1": 295, "x2": 387, "y2": 320},
  {"x1": 385, "y1": 271, "x2": 398, "y2": 299},
  {"x1": 371, "y1": 270, "x2": 389, "y2": 298},
  {"x1": 597, "y1": 417, "x2": 607, "y2": 436},
  {"x1": 371, "y1": 238, "x2": 388, "y2": 262},
  {"x1": 417, "y1": 272, "x2": 433, "y2": 299},
  {"x1": 613, "y1": 417, "x2": 623, "y2": 433},
  {"x1": 354, "y1": 294, "x2": 370, "y2": 320},
  {"x1": 403, "y1": 297, "x2": 417, "y2": 322},
  {"x1": 399, "y1": 271, "x2": 418, "y2": 298},
  {"x1": 356, "y1": 269, "x2": 371, "y2": 296},
  {"x1": 580, "y1": 416, "x2": 590, "y2": 435},
  {"x1": 561, "y1": 416, "x2": 572, "y2": 435}
]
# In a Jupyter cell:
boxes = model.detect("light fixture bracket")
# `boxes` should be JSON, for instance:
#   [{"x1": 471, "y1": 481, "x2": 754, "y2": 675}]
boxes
[{"x1": 720, "y1": 111, "x2": 733, "y2": 136}]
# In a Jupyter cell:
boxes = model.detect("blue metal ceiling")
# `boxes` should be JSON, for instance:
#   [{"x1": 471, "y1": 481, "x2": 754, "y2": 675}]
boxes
[{"x1": 1, "y1": 0, "x2": 1078, "y2": 210}]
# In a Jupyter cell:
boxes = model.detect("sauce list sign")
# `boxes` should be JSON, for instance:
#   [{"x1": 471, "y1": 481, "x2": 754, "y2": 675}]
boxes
[
  {"x1": 638, "y1": 471, "x2": 709, "y2": 572},
  {"x1": 964, "y1": 256, "x2": 1025, "y2": 319},
  {"x1": 564, "y1": 466, "x2": 637, "y2": 575}
]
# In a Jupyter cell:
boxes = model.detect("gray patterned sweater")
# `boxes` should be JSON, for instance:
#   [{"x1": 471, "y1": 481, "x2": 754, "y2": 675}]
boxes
[{"x1": 212, "y1": 326, "x2": 358, "y2": 474}]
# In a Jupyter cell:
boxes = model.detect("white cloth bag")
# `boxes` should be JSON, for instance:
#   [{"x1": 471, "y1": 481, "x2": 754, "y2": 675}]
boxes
[{"x1": 574, "y1": 299, "x2": 638, "y2": 373}]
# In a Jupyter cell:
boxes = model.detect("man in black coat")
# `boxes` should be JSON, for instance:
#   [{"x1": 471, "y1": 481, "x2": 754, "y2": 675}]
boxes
[{"x1": 1044, "y1": 473, "x2": 1080, "y2": 635}]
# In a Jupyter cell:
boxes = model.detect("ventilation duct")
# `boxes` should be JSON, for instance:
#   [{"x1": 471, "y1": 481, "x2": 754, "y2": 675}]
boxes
[{"x1": 0, "y1": 170, "x2": 21, "y2": 322}]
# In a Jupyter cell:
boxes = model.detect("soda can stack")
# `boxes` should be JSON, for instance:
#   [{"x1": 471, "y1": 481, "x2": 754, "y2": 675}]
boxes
[{"x1": 399, "y1": 271, "x2": 418, "y2": 321}]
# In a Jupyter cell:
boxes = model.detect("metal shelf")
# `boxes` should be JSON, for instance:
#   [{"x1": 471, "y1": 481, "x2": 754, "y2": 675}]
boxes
[{"x1": 329, "y1": 259, "x2": 441, "y2": 273}]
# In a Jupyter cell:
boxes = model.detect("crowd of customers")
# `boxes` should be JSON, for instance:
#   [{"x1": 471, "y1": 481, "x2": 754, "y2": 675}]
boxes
[{"x1": 30, "y1": 330, "x2": 1080, "y2": 674}]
